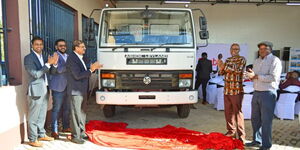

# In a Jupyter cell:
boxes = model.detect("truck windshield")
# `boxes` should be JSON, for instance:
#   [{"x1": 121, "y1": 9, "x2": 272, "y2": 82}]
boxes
[{"x1": 99, "y1": 10, "x2": 194, "y2": 48}]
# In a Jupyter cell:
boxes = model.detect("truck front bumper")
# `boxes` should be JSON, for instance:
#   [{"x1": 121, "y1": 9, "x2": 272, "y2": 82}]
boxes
[{"x1": 96, "y1": 91, "x2": 198, "y2": 105}]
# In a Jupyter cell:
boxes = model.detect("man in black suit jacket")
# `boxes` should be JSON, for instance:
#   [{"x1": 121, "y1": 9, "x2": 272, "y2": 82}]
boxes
[
  {"x1": 195, "y1": 52, "x2": 212, "y2": 105},
  {"x1": 66, "y1": 40, "x2": 102, "y2": 144}
]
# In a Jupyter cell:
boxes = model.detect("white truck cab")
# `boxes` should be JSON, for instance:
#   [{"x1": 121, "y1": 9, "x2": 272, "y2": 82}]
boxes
[{"x1": 95, "y1": 6, "x2": 208, "y2": 118}]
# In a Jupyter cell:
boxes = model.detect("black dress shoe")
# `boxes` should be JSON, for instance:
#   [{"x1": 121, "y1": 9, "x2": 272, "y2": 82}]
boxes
[
  {"x1": 258, "y1": 147, "x2": 270, "y2": 150},
  {"x1": 245, "y1": 141, "x2": 261, "y2": 147},
  {"x1": 71, "y1": 138, "x2": 85, "y2": 144},
  {"x1": 82, "y1": 135, "x2": 89, "y2": 140},
  {"x1": 81, "y1": 133, "x2": 89, "y2": 140}
]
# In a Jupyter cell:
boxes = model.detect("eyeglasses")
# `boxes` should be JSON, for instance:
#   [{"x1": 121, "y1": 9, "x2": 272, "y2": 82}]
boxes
[
  {"x1": 58, "y1": 45, "x2": 66, "y2": 47},
  {"x1": 259, "y1": 48, "x2": 269, "y2": 50},
  {"x1": 231, "y1": 48, "x2": 240, "y2": 51}
]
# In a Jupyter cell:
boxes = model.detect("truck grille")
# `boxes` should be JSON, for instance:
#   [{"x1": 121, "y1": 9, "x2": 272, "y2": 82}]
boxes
[{"x1": 101, "y1": 70, "x2": 193, "y2": 90}]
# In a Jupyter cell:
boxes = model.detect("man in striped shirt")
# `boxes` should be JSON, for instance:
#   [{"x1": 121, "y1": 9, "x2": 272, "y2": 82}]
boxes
[{"x1": 218, "y1": 43, "x2": 246, "y2": 144}]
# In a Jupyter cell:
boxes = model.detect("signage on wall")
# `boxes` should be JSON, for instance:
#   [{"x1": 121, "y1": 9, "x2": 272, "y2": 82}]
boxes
[{"x1": 288, "y1": 49, "x2": 300, "y2": 72}]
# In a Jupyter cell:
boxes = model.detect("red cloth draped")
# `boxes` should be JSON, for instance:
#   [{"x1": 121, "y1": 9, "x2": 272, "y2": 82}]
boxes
[{"x1": 86, "y1": 120, "x2": 244, "y2": 150}]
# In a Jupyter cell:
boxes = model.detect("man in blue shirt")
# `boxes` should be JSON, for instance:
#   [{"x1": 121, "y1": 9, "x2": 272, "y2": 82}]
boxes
[{"x1": 49, "y1": 39, "x2": 71, "y2": 139}]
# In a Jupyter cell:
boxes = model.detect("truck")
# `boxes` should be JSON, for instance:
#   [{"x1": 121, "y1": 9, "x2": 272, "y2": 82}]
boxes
[{"x1": 95, "y1": 5, "x2": 208, "y2": 118}]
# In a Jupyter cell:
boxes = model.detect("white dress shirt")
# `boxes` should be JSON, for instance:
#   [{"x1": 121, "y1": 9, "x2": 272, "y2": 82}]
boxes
[
  {"x1": 33, "y1": 50, "x2": 50, "y2": 85},
  {"x1": 252, "y1": 53, "x2": 282, "y2": 92}
]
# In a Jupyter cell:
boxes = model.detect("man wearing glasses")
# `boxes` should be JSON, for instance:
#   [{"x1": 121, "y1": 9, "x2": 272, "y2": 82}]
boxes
[
  {"x1": 66, "y1": 40, "x2": 102, "y2": 144},
  {"x1": 246, "y1": 41, "x2": 282, "y2": 150},
  {"x1": 49, "y1": 39, "x2": 71, "y2": 139},
  {"x1": 218, "y1": 43, "x2": 246, "y2": 144}
]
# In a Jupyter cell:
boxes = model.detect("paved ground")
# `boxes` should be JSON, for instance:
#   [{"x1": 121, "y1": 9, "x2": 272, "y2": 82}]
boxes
[{"x1": 15, "y1": 96, "x2": 300, "y2": 150}]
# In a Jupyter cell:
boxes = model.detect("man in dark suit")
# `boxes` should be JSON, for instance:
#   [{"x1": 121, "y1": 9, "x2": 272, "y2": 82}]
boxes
[
  {"x1": 24, "y1": 36, "x2": 58, "y2": 147},
  {"x1": 66, "y1": 40, "x2": 102, "y2": 144},
  {"x1": 49, "y1": 39, "x2": 70, "y2": 139},
  {"x1": 195, "y1": 52, "x2": 212, "y2": 105}
]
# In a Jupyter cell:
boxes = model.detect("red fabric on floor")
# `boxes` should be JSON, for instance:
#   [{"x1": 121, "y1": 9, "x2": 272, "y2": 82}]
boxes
[{"x1": 86, "y1": 120, "x2": 244, "y2": 150}]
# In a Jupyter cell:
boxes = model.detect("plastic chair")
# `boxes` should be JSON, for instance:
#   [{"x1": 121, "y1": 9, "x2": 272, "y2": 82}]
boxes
[{"x1": 274, "y1": 93, "x2": 298, "y2": 120}]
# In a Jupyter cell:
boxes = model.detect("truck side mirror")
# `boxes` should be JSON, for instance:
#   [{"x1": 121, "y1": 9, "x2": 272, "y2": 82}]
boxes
[
  {"x1": 88, "y1": 18, "x2": 95, "y2": 33},
  {"x1": 87, "y1": 18, "x2": 95, "y2": 41},
  {"x1": 199, "y1": 30, "x2": 209, "y2": 40},
  {"x1": 199, "y1": 16, "x2": 207, "y2": 31}
]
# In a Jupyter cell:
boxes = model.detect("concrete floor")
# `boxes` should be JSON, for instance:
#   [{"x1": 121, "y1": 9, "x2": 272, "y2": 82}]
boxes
[{"x1": 15, "y1": 97, "x2": 300, "y2": 150}]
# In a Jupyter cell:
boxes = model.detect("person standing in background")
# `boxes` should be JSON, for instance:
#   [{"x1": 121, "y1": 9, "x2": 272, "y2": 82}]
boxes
[
  {"x1": 216, "y1": 53, "x2": 223, "y2": 75},
  {"x1": 195, "y1": 52, "x2": 212, "y2": 105}
]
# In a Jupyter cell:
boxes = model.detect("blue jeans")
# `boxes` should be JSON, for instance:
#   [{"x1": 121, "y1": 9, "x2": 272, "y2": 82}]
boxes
[
  {"x1": 251, "y1": 91, "x2": 277, "y2": 149},
  {"x1": 51, "y1": 89, "x2": 70, "y2": 132}
]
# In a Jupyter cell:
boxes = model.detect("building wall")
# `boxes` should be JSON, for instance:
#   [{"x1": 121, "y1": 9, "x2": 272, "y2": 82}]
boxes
[
  {"x1": 0, "y1": 0, "x2": 110, "y2": 149},
  {"x1": 61, "y1": 0, "x2": 112, "y2": 40},
  {"x1": 117, "y1": 2, "x2": 300, "y2": 64}
]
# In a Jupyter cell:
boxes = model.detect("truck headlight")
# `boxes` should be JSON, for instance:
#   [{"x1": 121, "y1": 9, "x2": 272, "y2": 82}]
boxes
[
  {"x1": 102, "y1": 79, "x2": 115, "y2": 88},
  {"x1": 179, "y1": 79, "x2": 191, "y2": 88}
]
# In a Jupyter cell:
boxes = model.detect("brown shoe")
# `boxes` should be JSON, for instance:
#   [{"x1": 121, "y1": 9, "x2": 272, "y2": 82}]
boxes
[
  {"x1": 38, "y1": 135, "x2": 54, "y2": 141},
  {"x1": 66, "y1": 135, "x2": 72, "y2": 141},
  {"x1": 224, "y1": 132, "x2": 236, "y2": 137},
  {"x1": 62, "y1": 128, "x2": 71, "y2": 133},
  {"x1": 202, "y1": 101, "x2": 208, "y2": 105},
  {"x1": 28, "y1": 140, "x2": 43, "y2": 147},
  {"x1": 51, "y1": 132, "x2": 59, "y2": 139}
]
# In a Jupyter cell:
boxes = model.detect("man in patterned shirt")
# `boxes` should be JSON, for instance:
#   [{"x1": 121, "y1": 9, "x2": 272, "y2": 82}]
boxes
[{"x1": 218, "y1": 43, "x2": 246, "y2": 144}]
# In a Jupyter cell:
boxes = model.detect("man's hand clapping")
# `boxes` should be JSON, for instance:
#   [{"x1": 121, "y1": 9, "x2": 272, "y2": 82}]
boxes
[
  {"x1": 47, "y1": 52, "x2": 59, "y2": 65},
  {"x1": 90, "y1": 61, "x2": 103, "y2": 72}
]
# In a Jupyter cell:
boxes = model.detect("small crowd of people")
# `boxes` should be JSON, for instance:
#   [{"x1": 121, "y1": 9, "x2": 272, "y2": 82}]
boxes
[
  {"x1": 25, "y1": 36, "x2": 296, "y2": 150},
  {"x1": 24, "y1": 37, "x2": 102, "y2": 147},
  {"x1": 195, "y1": 41, "x2": 286, "y2": 150}
]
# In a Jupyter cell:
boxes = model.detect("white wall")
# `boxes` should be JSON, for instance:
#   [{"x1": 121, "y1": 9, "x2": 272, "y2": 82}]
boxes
[
  {"x1": 0, "y1": 0, "x2": 30, "y2": 134},
  {"x1": 117, "y1": 2, "x2": 300, "y2": 64}
]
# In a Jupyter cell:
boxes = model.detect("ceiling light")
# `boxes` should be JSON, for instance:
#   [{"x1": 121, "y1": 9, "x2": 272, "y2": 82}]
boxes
[
  {"x1": 164, "y1": 1, "x2": 191, "y2": 4},
  {"x1": 286, "y1": 3, "x2": 300, "y2": 5}
]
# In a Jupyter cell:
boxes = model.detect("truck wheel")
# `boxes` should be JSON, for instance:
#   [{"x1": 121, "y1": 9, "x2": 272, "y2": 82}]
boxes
[
  {"x1": 103, "y1": 105, "x2": 116, "y2": 118},
  {"x1": 177, "y1": 104, "x2": 190, "y2": 118}
]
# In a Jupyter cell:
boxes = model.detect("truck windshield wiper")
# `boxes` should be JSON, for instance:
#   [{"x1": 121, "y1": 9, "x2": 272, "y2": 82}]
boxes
[
  {"x1": 150, "y1": 43, "x2": 185, "y2": 51},
  {"x1": 112, "y1": 43, "x2": 141, "y2": 51}
]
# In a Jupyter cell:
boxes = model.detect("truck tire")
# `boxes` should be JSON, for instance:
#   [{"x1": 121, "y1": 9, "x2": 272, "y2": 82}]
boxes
[
  {"x1": 177, "y1": 104, "x2": 190, "y2": 118},
  {"x1": 103, "y1": 105, "x2": 116, "y2": 118}
]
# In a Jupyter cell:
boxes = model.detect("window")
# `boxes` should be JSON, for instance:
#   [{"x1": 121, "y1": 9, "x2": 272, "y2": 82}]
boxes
[
  {"x1": 0, "y1": 0, "x2": 8, "y2": 86},
  {"x1": 99, "y1": 10, "x2": 194, "y2": 48},
  {"x1": 0, "y1": 0, "x2": 23, "y2": 86}
]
